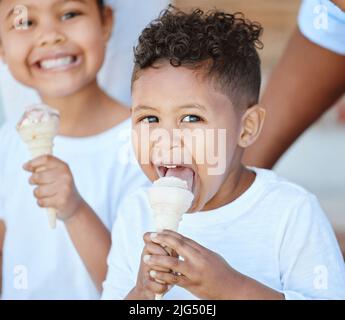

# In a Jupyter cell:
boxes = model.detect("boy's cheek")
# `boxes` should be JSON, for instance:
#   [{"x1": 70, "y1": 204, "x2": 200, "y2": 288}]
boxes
[{"x1": 140, "y1": 163, "x2": 157, "y2": 183}]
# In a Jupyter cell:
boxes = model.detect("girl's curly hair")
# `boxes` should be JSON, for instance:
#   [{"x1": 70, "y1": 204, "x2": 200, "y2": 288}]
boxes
[{"x1": 133, "y1": 6, "x2": 264, "y2": 109}]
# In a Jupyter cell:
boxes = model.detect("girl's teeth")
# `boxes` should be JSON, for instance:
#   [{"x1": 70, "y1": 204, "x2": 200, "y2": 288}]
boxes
[
  {"x1": 165, "y1": 165, "x2": 177, "y2": 169},
  {"x1": 40, "y1": 56, "x2": 75, "y2": 70}
]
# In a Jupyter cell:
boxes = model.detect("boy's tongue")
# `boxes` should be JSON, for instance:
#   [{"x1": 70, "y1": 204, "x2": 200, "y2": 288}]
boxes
[{"x1": 165, "y1": 167, "x2": 194, "y2": 191}]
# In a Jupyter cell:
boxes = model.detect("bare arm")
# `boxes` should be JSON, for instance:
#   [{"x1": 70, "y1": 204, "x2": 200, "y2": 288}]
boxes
[
  {"x1": 0, "y1": 220, "x2": 5, "y2": 296},
  {"x1": 24, "y1": 155, "x2": 112, "y2": 293},
  {"x1": 243, "y1": 28, "x2": 345, "y2": 169},
  {"x1": 64, "y1": 201, "x2": 111, "y2": 293}
]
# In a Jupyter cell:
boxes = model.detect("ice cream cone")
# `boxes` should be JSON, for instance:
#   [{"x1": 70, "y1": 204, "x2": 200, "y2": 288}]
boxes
[
  {"x1": 17, "y1": 104, "x2": 60, "y2": 229},
  {"x1": 147, "y1": 176, "x2": 194, "y2": 300}
]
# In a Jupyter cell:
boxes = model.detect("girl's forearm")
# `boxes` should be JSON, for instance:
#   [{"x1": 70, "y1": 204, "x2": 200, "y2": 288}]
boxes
[{"x1": 64, "y1": 201, "x2": 111, "y2": 292}]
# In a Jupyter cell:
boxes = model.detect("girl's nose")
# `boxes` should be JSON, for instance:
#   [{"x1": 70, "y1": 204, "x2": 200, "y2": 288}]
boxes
[{"x1": 38, "y1": 29, "x2": 66, "y2": 47}]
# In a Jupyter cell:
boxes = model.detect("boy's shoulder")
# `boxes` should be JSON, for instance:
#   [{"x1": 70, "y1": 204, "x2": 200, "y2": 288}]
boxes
[
  {"x1": 253, "y1": 166, "x2": 312, "y2": 198},
  {"x1": 252, "y1": 167, "x2": 325, "y2": 225}
]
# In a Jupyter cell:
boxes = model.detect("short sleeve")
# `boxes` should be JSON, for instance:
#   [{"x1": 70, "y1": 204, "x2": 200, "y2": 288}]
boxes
[
  {"x1": 278, "y1": 194, "x2": 345, "y2": 300},
  {"x1": 298, "y1": 0, "x2": 345, "y2": 55}
]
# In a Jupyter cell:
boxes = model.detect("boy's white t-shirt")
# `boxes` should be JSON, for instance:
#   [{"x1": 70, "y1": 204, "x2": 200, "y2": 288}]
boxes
[
  {"x1": 298, "y1": 0, "x2": 345, "y2": 55},
  {"x1": 102, "y1": 167, "x2": 345, "y2": 300},
  {"x1": 0, "y1": 119, "x2": 150, "y2": 300}
]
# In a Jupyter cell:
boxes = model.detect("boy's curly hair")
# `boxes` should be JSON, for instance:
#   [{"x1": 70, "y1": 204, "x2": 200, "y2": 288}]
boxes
[{"x1": 133, "y1": 6, "x2": 263, "y2": 109}]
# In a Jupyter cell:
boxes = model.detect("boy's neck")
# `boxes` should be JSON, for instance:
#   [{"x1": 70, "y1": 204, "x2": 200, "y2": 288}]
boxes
[
  {"x1": 40, "y1": 80, "x2": 129, "y2": 137},
  {"x1": 202, "y1": 163, "x2": 256, "y2": 212}
]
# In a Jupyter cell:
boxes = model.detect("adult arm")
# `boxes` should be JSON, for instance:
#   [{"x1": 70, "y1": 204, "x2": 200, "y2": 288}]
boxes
[{"x1": 243, "y1": 29, "x2": 345, "y2": 168}]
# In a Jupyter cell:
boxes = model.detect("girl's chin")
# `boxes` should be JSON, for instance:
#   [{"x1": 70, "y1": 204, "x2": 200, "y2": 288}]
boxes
[{"x1": 38, "y1": 86, "x2": 84, "y2": 99}]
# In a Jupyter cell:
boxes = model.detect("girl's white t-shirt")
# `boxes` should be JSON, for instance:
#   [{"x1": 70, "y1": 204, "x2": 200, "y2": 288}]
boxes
[
  {"x1": 0, "y1": 118, "x2": 150, "y2": 300},
  {"x1": 102, "y1": 167, "x2": 345, "y2": 300},
  {"x1": 298, "y1": 0, "x2": 345, "y2": 55}
]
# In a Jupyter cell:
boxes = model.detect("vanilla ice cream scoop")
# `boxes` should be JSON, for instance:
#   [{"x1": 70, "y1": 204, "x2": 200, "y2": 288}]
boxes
[
  {"x1": 148, "y1": 176, "x2": 194, "y2": 232},
  {"x1": 17, "y1": 104, "x2": 60, "y2": 158},
  {"x1": 147, "y1": 176, "x2": 194, "y2": 300},
  {"x1": 17, "y1": 104, "x2": 60, "y2": 229}
]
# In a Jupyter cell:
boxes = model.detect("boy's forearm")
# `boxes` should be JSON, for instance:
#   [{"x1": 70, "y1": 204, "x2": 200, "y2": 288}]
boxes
[
  {"x1": 125, "y1": 287, "x2": 144, "y2": 300},
  {"x1": 126, "y1": 287, "x2": 153, "y2": 300},
  {"x1": 64, "y1": 202, "x2": 111, "y2": 292},
  {"x1": 223, "y1": 271, "x2": 284, "y2": 300},
  {"x1": 125, "y1": 287, "x2": 139, "y2": 300}
]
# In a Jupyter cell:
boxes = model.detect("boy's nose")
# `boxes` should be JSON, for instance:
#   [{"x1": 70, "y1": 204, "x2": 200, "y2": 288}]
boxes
[{"x1": 151, "y1": 132, "x2": 185, "y2": 164}]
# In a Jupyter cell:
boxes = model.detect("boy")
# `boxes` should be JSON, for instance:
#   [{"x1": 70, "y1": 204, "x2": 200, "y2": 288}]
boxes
[
  {"x1": 102, "y1": 7, "x2": 345, "y2": 299},
  {"x1": 0, "y1": 0, "x2": 149, "y2": 299}
]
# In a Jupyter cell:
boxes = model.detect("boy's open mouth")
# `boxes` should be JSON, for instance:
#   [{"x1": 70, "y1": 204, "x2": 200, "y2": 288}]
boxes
[{"x1": 156, "y1": 164, "x2": 195, "y2": 192}]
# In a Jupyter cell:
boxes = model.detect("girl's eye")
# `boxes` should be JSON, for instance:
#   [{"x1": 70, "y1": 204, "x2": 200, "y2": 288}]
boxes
[
  {"x1": 181, "y1": 115, "x2": 202, "y2": 123},
  {"x1": 141, "y1": 116, "x2": 159, "y2": 124},
  {"x1": 61, "y1": 11, "x2": 81, "y2": 21},
  {"x1": 14, "y1": 19, "x2": 33, "y2": 29}
]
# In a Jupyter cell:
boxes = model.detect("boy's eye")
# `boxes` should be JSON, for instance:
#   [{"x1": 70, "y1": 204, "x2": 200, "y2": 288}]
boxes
[
  {"x1": 61, "y1": 11, "x2": 81, "y2": 21},
  {"x1": 141, "y1": 116, "x2": 159, "y2": 124},
  {"x1": 181, "y1": 115, "x2": 202, "y2": 123}
]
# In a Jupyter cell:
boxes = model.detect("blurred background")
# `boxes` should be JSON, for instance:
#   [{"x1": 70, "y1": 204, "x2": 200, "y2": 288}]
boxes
[{"x1": 0, "y1": 0, "x2": 344, "y2": 254}]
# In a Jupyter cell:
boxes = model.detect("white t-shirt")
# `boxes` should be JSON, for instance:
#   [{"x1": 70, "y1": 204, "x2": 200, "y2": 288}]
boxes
[
  {"x1": 0, "y1": 119, "x2": 150, "y2": 300},
  {"x1": 0, "y1": 0, "x2": 170, "y2": 122},
  {"x1": 102, "y1": 167, "x2": 345, "y2": 300},
  {"x1": 298, "y1": 0, "x2": 345, "y2": 55}
]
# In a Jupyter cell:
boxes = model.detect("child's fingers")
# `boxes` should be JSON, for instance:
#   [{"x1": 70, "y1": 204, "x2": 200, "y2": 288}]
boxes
[
  {"x1": 159, "y1": 230, "x2": 202, "y2": 251},
  {"x1": 143, "y1": 232, "x2": 154, "y2": 243},
  {"x1": 143, "y1": 254, "x2": 188, "y2": 276},
  {"x1": 144, "y1": 241, "x2": 169, "y2": 256},
  {"x1": 149, "y1": 270, "x2": 188, "y2": 287},
  {"x1": 34, "y1": 185, "x2": 58, "y2": 199},
  {"x1": 36, "y1": 196, "x2": 58, "y2": 209},
  {"x1": 143, "y1": 243, "x2": 171, "y2": 273},
  {"x1": 23, "y1": 155, "x2": 60, "y2": 172},
  {"x1": 145, "y1": 278, "x2": 169, "y2": 295},
  {"x1": 150, "y1": 232, "x2": 200, "y2": 259},
  {"x1": 29, "y1": 170, "x2": 59, "y2": 185}
]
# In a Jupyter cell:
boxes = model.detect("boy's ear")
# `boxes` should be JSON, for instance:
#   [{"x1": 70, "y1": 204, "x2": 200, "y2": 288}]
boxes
[
  {"x1": 238, "y1": 105, "x2": 266, "y2": 148},
  {"x1": 101, "y1": 6, "x2": 114, "y2": 44}
]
